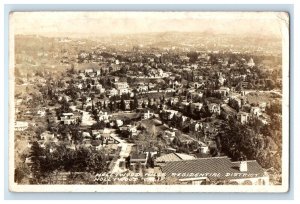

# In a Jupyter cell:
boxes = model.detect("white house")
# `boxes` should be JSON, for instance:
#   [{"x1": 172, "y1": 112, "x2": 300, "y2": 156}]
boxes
[
  {"x1": 114, "y1": 82, "x2": 129, "y2": 89},
  {"x1": 60, "y1": 113, "x2": 76, "y2": 125},
  {"x1": 237, "y1": 111, "x2": 250, "y2": 124},
  {"x1": 251, "y1": 107, "x2": 262, "y2": 117},
  {"x1": 208, "y1": 103, "x2": 221, "y2": 115},
  {"x1": 108, "y1": 88, "x2": 118, "y2": 97},
  {"x1": 143, "y1": 110, "x2": 154, "y2": 119},
  {"x1": 165, "y1": 130, "x2": 176, "y2": 138},
  {"x1": 216, "y1": 87, "x2": 230, "y2": 96},
  {"x1": 99, "y1": 111, "x2": 111, "y2": 122}
]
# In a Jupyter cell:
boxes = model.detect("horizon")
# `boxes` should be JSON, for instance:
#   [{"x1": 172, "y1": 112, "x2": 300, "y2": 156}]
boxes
[{"x1": 11, "y1": 12, "x2": 286, "y2": 39}]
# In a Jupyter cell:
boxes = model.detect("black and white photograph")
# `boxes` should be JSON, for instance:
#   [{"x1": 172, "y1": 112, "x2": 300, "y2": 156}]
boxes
[{"x1": 8, "y1": 11, "x2": 289, "y2": 192}]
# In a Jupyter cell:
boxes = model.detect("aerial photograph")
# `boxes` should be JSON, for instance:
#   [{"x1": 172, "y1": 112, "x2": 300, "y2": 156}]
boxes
[{"x1": 10, "y1": 12, "x2": 287, "y2": 190}]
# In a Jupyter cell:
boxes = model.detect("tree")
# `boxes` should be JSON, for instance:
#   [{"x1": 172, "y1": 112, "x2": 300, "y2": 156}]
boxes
[
  {"x1": 29, "y1": 142, "x2": 45, "y2": 183},
  {"x1": 199, "y1": 102, "x2": 212, "y2": 118},
  {"x1": 130, "y1": 100, "x2": 135, "y2": 110},
  {"x1": 133, "y1": 95, "x2": 139, "y2": 109},
  {"x1": 86, "y1": 151, "x2": 107, "y2": 173},
  {"x1": 91, "y1": 121, "x2": 106, "y2": 130},
  {"x1": 120, "y1": 99, "x2": 126, "y2": 111},
  {"x1": 146, "y1": 152, "x2": 154, "y2": 168},
  {"x1": 15, "y1": 163, "x2": 30, "y2": 184},
  {"x1": 142, "y1": 101, "x2": 146, "y2": 108},
  {"x1": 125, "y1": 156, "x2": 131, "y2": 169}
]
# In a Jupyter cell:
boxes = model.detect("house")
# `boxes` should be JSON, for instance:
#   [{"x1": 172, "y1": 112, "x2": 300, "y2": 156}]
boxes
[
  {"x1": 208, "y1": 103, "x2": 221, "y2": 115},
  {"x1": 237, "y1": 111, "x2": 250, "y2": 124},
  {"x1": 198, "y1": 141, "x2": 210, "y2": 154},
  {"x1": 137, "y1": 84, "x2": 148, "y2": 92},
  {"x1": 164, "y1": 130, "x2": 176, "y2": 138},
  {"x1": 247, "y1": 58, "x2": 255, "y2": 67},
  {"x1": 251, "y1": 107, "x2": 262, "y2": 117},
  {"x1": 82, "y1": 132, "x2": 92, "y2": 140},
  {"x1": 218, "y1": 75, "x2": 226, "y2": 86},
  {"x1": 16, "y1": 98, "x2": 23, "y2": 106},
  {"x1": 110, "y1": 76, "x2": 119, "y2": 83},
  {"x1": 92, "y1": 130, "x2": 101, "y2": 139},
  {"x1": 99, "y1": 111, "x2": 111, "y2": 122},
  {"x1": 165, "y1": 147, "x2": 177, "y2": 153},
  {"x1": 191, "y1": 92, "x2": 204, "y2": 98},
  {"x1": 115, "y1": 119, "x2": 124, "y2": 127},
  {"x1": 189, "y1": 122, "x2": 203, "y2": 132},
  {"x1": 148, "y1": 83, "x2": 156, "y2": 89},
  {"x1": 123, "y1": 125, "x2": 138, "y2": 136},
  {"x1": 40, "y1": 131, "x2": 55, "y2": 141},
  {"x1": 130, "y1": 152, "x2": 148, "y2": 166},
  {"x1": 259, "y1": 102, "x2": 267, "y2": 111},
  {"x1": 60, "y1": 113, "x2": 76, "y2": 125},
  {"x1": 155, "y1": 153, "x2": 195, "y2": 166},
  {"x1": 161, "y1": 157, "x2": 269, "y2": 185},
  {"x1": 191, "y1": 102, "x2": 203, "y2": 111},
  {"x1": 118, "y1": 88, "x2": 130, "y2": 96},
  {"x1": 216, "y1": 87, "x2": 230, "y2": 97},
  {"x1": 163, "y1": 109, "x2": 179, "y2": 120},
  {"x1": 81, "y1": 111, "x2": 95, "y2": 126},
  {"x1": 84, "y1": 69, "x2": 94, "y2": 74},
  {"x1": 191, "y1": 82, "x2": 203, "y2": 89},
  {"x1": 108, "y1": 88, "x2": 118, "y2": 97},
  {"x1": 258, "y1": 113, "x2": 271, "y2": 125},
  {"x1": 143, "y1": 147, "x2": 158, "y2": 157},
  {"x1": 37, "y1": 108, "x2": 46, "y2": 117},
  {"x1": 114, "y1": 82, "x2": 129, "y2": 89},
  {"x1": 221, "y1": 104, "x2": 237, "y2": 120},
  {"x1": 229, "y1": 95, "x2": 242, "y2": 108},
  {"x1": 143, "y1": 110, "x2": 154, "y2": 120},
  {"x1": 95, "y1": 84, "x2": 105, "y2": 93},
  {"x1": 15, "y1": 121, "x2": 28, "y2": 131}
]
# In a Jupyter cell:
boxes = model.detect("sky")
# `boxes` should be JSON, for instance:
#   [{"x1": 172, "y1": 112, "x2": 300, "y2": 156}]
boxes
[{"x1": 11, "y1": 12, "x2": 287, "y2": 38}]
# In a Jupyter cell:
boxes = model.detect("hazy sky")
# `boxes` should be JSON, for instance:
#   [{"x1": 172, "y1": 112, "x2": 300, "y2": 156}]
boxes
[{"x1": 11, "y1": 12, "x2": 286, "y2": 38}]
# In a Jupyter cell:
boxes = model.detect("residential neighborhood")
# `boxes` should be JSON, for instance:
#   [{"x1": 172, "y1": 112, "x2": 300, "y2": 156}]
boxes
[{"x1": 13, "y1": 31, "x2": 282, "y2": 186}]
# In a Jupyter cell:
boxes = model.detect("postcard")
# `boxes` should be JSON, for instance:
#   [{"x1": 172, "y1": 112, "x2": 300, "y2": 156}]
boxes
[{"x1": 9, "y1": 11, "x2": 289, "y2": 192}]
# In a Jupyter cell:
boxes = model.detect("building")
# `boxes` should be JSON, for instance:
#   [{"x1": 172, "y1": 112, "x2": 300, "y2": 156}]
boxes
[
  {"x1": 15, "y1": 121, "x2": 29, "y2": 131},
  {"x1": 37, "y1": 108, "x2": 46, "y2": 117},
  {"x1": 137, "y1": 84, "x2": 148, "y2": 92},
  {"x1": 118, "y1": 88, "x2": 130, "y2": 95},
  {"x1": 143, "y1": 110, "x2": 154, "y2": 120},
  {"x1": 130, "y1": 152, "x2": 148, "y2": 166},
  {"x1": 221, "y1": 104, "x2": 237, "y2": 119},
  {"x1": 164, "y1": 130, "x2": 176, "y2": 138},
  {"x1": 247, "y1": 58, "x2": 255, "y2": 67},
  {"x1": 251, "y1": 107, "x2": 262, "y2": 117},
  {"x1": 163, "y1": 109, "x2": 179, "y2": 120},
  {"x1": 84, "y1": 69, "x2": 93, "y2": 74},
  {"x1": 60, "y1": 113, "x2": 76, "y2": 125},
  {"x1": 40, "y1": 131, "x2": 55, "y2": 141},
  {"x1": 208, "y1": 103, "x2": 221, "y2": 115},
  {"x1": 216, "y1": 87, "x2": 230, "y2": 97},
  {"x1": 114, "y1": 82, "x2": 129, "y2": 89},
  {"x1": 95, "y1": 84, "x2": 105, "y2": 93},
  {"x1": 237, "y1": 111, "x2": 250, "y2": 124},
  {"x1": 161, "y1": 157, "x2": 269, "y2": 185},
  {"x1": 99, "y1": 111, "x2": 111, "y2": 122},
  {"x1": 191, "y1": 103, "x2": 203, "y2": 111},
  {"x1": 155, "y1": 153, "x2": 196, "y2": 166},
  {"x1": 108, "y1": 88, "x2": 118, "y2": 97}
]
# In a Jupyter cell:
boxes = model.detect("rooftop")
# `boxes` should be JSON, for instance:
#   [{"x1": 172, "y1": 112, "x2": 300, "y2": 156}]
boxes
[{"x1": 161, "y1": 157, "x2": 266, "y2": 181}]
